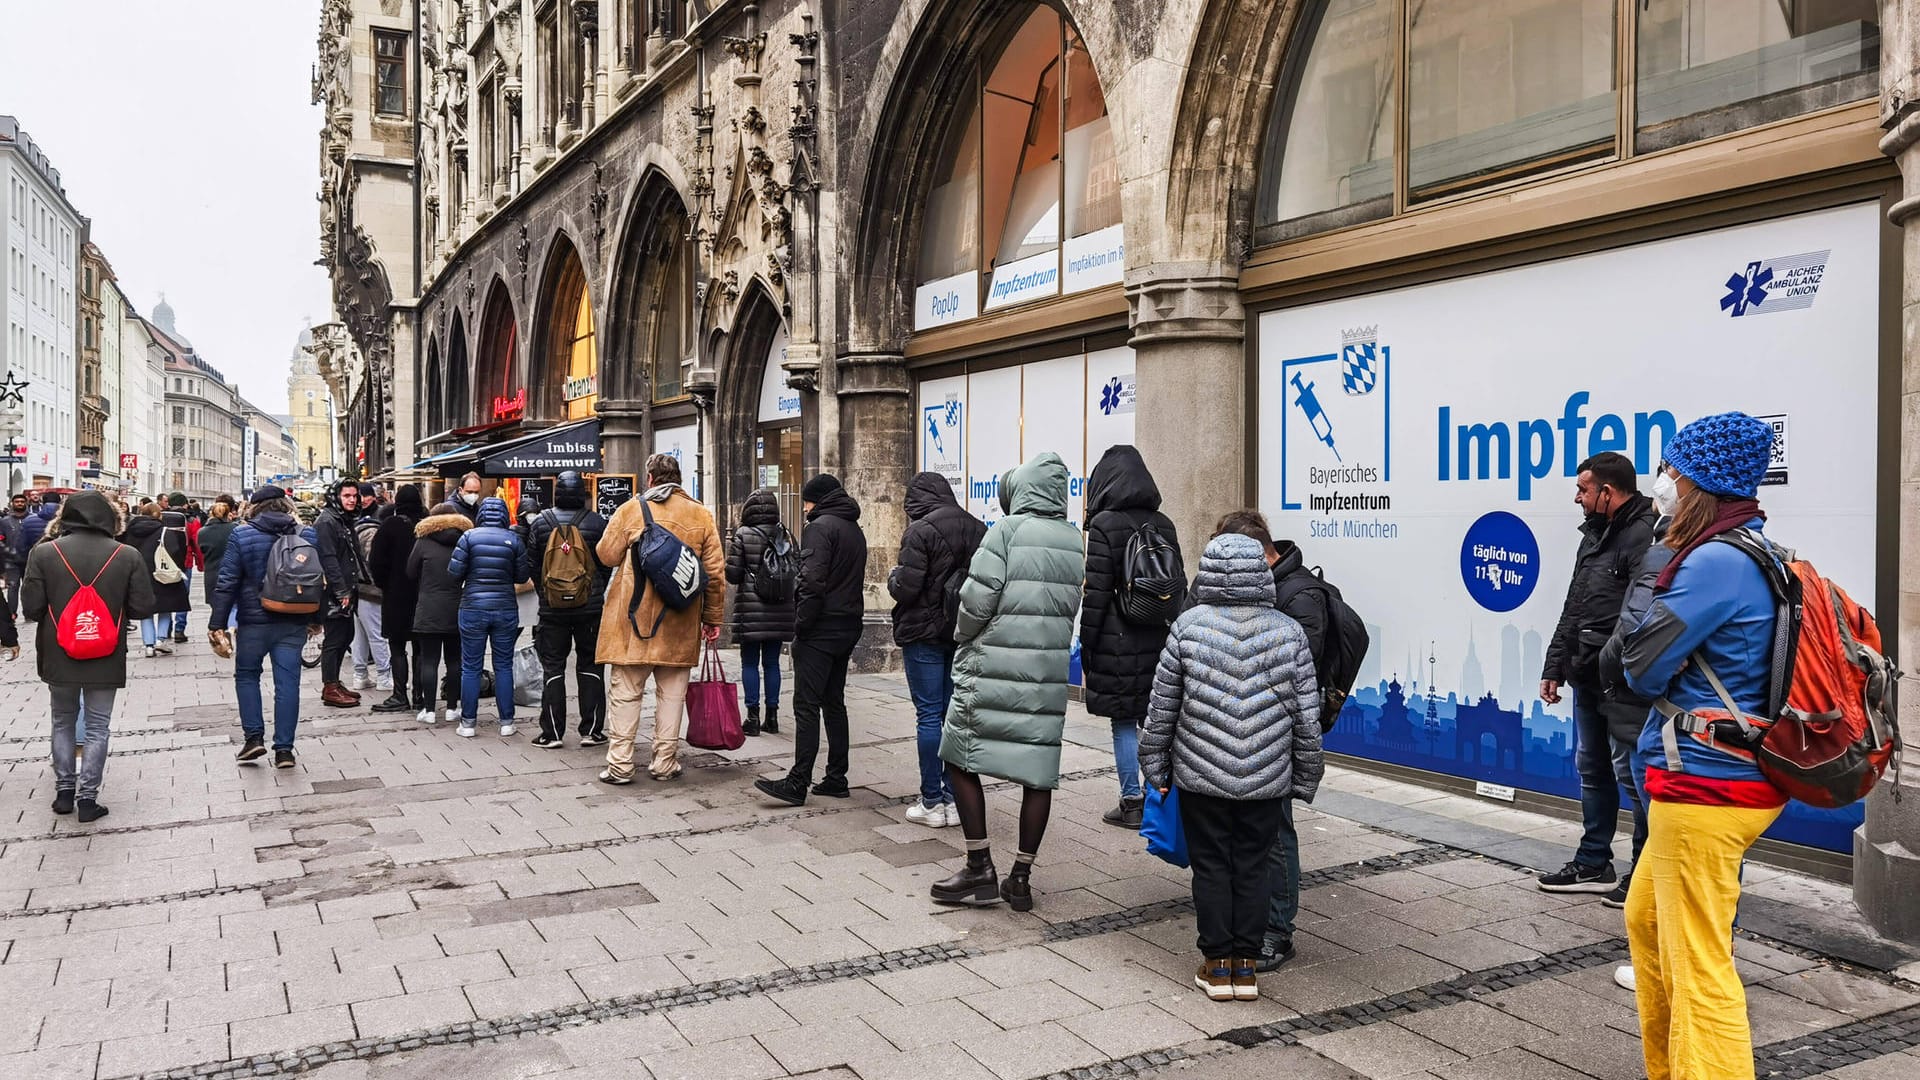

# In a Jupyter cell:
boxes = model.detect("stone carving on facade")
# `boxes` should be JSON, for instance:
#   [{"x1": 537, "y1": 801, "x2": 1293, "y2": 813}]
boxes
[
  {"x1": 515, "y1": 220, "x2": 531, "y2": 296},
  {"x1": 589, "y1": 162, "x2": 611, "y2": 254}
]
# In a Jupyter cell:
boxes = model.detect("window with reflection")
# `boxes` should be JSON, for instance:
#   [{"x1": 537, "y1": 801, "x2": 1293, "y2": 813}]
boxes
[
  {"x1": 651, "y1": 231, "x2": 692, "y2": 402},
  {"x1": 914, "y1": 4, "x2": 1120, "y2": 325},
  {"x1": 1636, "y1": 0, "x2": 1879, "y2": 152},
  {"x1": 1260, "y1": 0, "x2": 1873, "y2": 242},
  {"x1": 546, "y1": 251, "x2": 598, "y2": 420}
]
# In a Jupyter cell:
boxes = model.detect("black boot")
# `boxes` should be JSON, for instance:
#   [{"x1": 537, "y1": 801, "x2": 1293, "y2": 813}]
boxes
[
  {"x1": 76, "y1": 799, "x2": 109, "y2": 823},
  {"x1": 931, "y1": 850, "x2": 1000, "y2": 907},
  {"x1": 1002, "y1": 862, "x2": 1034, "y2": 912},
  {"x1": 761, "y1": 707, "x2": 779, "y2": 735},
  {"x1": 743, "y1": 705, "x2": 761, "y2": 737},
  {"x1": 52, "y1": 790, "x2": 74, "y2": 815},
  {"x1": 754, "y1": 775, "x2": 808, "y2": 807},
  {"x1": 1101, "y1": 797, "x2": 1144, "y2": 829}
]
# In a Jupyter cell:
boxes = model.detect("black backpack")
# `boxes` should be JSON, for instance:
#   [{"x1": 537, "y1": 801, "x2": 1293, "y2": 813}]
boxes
[
  {"x1": 749, "y1": 524, "x2": 799, "y2": 604},
  {"x1": 1274, "y1": 566, "x2": 1371, "y2": 716},
  {"x1": 1117, "y1": 520, "x2": 1183, "y2": 627},
  {"x1": 626, "y1": 500, "x2": 708, "y2": 638}
]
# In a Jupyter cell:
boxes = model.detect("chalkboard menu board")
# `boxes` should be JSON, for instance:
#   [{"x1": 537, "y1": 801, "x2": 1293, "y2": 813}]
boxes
[
  {"x1": 519, "y1": 477, "x2": 554, "y2": 514},
  {"x1": 595, "y1": 474, "x2": 634, "y2": 517}
]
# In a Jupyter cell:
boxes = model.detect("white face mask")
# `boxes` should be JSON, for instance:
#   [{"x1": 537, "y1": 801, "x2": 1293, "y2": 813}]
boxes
[
  {"x1": 462, "y1": 491, "x2": 480, "y2": 506},
  {"x1": 1652, "y1": 472, "x2": 1679, "y2": 516}
]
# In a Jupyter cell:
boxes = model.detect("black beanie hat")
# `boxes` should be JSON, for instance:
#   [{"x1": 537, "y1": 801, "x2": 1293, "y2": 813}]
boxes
[
  {"x1": 250, "y1": 485, "x2": 288, "y2": 505},
  {"x1": 801, "y1": 473, "x2": 842, "y2": 503}
]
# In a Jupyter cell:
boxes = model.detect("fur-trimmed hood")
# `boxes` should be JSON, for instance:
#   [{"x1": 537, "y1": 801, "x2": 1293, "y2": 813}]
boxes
[{"x1": 416, "y1": 512, "x2": 473, "y2": 539}]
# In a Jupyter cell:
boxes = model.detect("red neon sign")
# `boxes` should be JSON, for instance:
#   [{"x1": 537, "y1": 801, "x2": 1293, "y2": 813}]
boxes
[{"x1": 492, "y1": 388, "x2": 527, "y2": 421}]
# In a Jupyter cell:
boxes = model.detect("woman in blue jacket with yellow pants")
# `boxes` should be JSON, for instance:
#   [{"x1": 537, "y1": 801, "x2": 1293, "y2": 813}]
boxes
[{"x1": 1617, "y1": 412, "x2": 1783, "y2": 1080}]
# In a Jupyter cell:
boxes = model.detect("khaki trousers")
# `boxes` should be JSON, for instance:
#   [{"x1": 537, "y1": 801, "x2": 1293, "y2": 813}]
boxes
[{"x1": 605, "y1": 664, "x2": 691, "y2": 779}]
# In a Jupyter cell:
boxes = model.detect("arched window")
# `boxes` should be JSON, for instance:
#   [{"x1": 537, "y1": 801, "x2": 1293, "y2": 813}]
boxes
[
  {"x1": 476, "y1": 284, "x2": 521, "y2": 421},
  {"x1": 1260, "y1": 0, "x2": 1878, "y2": 241},
  {"x1": 425, "y1": 338, "x2": 443, "y2": 433},
  {"x1": 914, "y1": 4, "x2": 1119, "y2": 329},
  {"x1": 543, "y1": 247, "x2": 598, "y2": 420},
  {"x1": 447, "y1": 312, "x2": 471, "y2": 428},
  {"x1": 650, "y1": 220, "x2": 692, "y2": 403}
]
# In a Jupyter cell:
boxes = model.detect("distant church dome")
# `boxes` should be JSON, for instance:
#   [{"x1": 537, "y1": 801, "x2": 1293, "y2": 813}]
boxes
[{"x1": 152, "y1": 293, "x2": 192, "y2": 349}]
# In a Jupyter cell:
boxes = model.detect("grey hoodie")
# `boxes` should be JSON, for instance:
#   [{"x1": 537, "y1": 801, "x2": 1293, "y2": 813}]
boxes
[{"x1": 1139, "y1": 532, "x2": 1324, "y2": 802}]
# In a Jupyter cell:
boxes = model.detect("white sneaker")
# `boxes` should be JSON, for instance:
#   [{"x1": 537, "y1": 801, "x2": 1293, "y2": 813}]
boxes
[
  {"x1": 905, "y1": 802, "x2": 949, "y2": 829},
  {"x1": 153, "y1": 641, "x2": 172, "y2": 655},
  {"x1": 416, "y1": 708, "x2": 436, "y2": 725},
  {"x1": 143, "y1": 646, "x2": 156, "y2": 658},
  {"x1": 1614, "y1": 965, "x2": 1637, "y2": 992},
  {"x1": 456, "y1": 721, "x2": 477, "y2": 738},
  {"x1": 499, "y1": 723, "x2": 516, "y2": 738},
  {"x1": 350, "y1": 674, "x2": 374, "y2": 691},
  {"x1": 942, "y1": 803, "x2": 962, "y2": 828},
  {"x1": 376, "y1": 675, "x2": 394, "y2": 692}
]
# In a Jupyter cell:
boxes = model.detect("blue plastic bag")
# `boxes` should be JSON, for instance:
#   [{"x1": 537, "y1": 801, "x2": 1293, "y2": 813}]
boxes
[{"x1": 1140, "y1": 787, "x2": 1188, "y2": 868}]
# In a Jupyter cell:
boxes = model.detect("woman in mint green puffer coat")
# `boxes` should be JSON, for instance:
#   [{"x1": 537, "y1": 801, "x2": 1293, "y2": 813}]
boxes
[{"x1": 932, "y1": 453, "x2": 1084, "y2": 913}]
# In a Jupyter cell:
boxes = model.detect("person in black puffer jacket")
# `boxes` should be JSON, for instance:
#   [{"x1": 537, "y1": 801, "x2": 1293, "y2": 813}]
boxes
[
  {"x1": 753, "y1": 474, "x2": 867, "y2": 807},
  {"x1": 527, "y1": 471, "x2": 610, "y2": 748},
  {"x1": 198, "y1": 497, "x2": 240, "y2": 622},
  {"x1": 366, "y1": 485, "x2": 428, "y2": 714},
  {"x1": 406, "y1": 503, "x2": 471, "y2": 724},
  {"x1": 1080, "y1": 445, "x2": 1185, "y2": 829},
  {"x1": 887, "y1": 472, "x2": 984, "y2": 826},
  {"x1": 725, "y1": 489, "x2": 796, "y2": 737},
  {"x1": 448, "y1": 496, "x2": 530, "y2": 735},
  {"x1": 313, "y1": 481, "x2": 366, "y2": 707}
]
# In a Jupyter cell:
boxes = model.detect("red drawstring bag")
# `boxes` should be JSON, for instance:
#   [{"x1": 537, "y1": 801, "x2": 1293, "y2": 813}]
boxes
[
  {"x1": 53, "y1": 545, "x2": 124, "y2": 661},
  {"x1": 685, "y1": 640, "x2": 745, "y2": 751}
]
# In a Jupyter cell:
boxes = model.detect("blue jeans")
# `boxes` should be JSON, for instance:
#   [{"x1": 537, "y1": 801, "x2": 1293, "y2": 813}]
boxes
[
  {"x1": 1573, "y1": 689, "x2": 1621, "y2": 868},
  {"x1": 172, "y1": 570, "x2": 192, "y2": 634},
  {"x1": 1111, "y1": 719, "x2": 1142, "y2": 801},
  {"x1": 139, "y1": 614, "x2": 168, "y2": 647},
  {"x1": 1613, "y1": 729, "x2": 1650, "y2": 868},
  {"x1": 51, "y1": 685, "x2": 114, "y2": 801},
  {"x1": 459, "y1": 606, "x2": 519, "y2": 722},
  {"x1": 901, "y1": 642, "x2": 956, "y2": 809},
  {"x1": 739, "y1": 640, "x2": 783, "y2": 709},
  {"x1": 1265, "y1": 797, "x2": 1300, "y2": 943},
  {"x1": 236, "y1": 622, "x2": 306, "y2": 750}
]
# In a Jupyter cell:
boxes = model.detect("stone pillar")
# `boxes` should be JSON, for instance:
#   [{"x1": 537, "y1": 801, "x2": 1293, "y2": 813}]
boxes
[
  {"x1": 598, "y1": 399, "x2": 648, "y2": 479},
  {"x1": 836, "y1": 351, "x2": 912, "y2": 671},
  {"x1": 1860, "y1": 2, "x2": 1920, "y2": 944},
  {"x1": 1126, "y1": 264, "x2": 1247, "y2": 554}
]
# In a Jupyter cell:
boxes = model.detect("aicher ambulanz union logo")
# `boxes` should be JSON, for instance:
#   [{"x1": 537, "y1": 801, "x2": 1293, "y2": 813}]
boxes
[
  {"x1": 1720, "y1": 250, "x2": 1830, "y2": 317},
  {"x1": 1097, "y1": 375, "x2": 1136, "y2": 417}
]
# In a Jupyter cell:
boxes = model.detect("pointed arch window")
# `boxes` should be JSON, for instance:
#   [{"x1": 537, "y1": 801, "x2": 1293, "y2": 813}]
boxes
[
  {"x1": 913, "y1": 4, "x2": 1121, "y2": 331},
  {"x1": 545, "y1": 250, "x2": 599, "y2": 420}
]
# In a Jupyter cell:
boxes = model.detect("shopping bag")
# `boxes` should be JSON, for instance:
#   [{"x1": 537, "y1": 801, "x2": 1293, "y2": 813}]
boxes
[
  {"x1": 511, "y1": 643, "x2": 542, "y2": 708},
  {"x1": 685, "y1": 641, "x2": 745, "y2": 751},
  {"x1": 1140, "y1": 787, "x2": 1189, "y2": 868}
]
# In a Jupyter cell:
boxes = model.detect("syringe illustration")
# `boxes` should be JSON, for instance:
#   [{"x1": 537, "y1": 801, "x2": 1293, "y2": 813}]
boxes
[
  {"x1": 926, "y1": 411, "x2": 947, "y2": 458},
  {"x1": 1290, "y1": 371, "x2": 1342, "y2": 462}
]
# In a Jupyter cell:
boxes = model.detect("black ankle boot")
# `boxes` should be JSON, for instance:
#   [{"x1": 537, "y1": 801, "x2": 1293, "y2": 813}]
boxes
[
  {"x1": 743, "y1": 705, "x2": 761, "y2": 737},
  {"x1": 931, "y1": 851, "x2": 1000, "y2": 906},
  {"x1": 1002, "y1": 863, "x2": 1034, "y2": 912},
  {"x1": 762, "y1": 707, "x2": 779, "y2": 735}
]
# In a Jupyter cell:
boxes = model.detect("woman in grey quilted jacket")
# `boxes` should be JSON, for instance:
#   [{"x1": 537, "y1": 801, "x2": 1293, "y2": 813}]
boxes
[{"x1": 1140, "y1": 531, "x2": 1323, "y2": 1002}]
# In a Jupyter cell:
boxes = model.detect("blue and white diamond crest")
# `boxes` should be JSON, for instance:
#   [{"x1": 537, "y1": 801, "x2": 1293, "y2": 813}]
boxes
[{"x1": 1340, "y1": 344, "x2": 1378, "y2": 396}]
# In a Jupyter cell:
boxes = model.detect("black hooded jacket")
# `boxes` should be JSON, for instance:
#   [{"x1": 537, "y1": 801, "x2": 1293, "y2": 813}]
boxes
[
  {"x1": 314, "y1": 482, "x2": 362, "y2": 612},
  {"x1": 887, "y1": 472, "x2": 985, "y2": 647},
  {"x1": 406, "y1": 510, "x2": 472, "y2": 635},
  {"x1": 1543, "y1": 493, "x2": 1659, "y2": 690},
  {"x1": 726, "y1": 489, "x2": 797, "y2": 643},
  {"x1": 527, "y1": 473, "x2": 609, "y2": 619},
  {"x1": 796, "y1": 483, "x2": 866, "y2": 633},
  {"x1": 1080, "y1": 445, "x2": 1186, "y2": 719},
  {"x1": 21, "y1": 493, "x2": 153, "y2": 687},
  {"x1": 368, "y1": 486, "x2": 429, "y2": 638}
]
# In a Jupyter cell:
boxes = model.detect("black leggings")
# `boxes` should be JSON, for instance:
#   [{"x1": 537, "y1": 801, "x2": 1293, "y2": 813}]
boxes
[
  {"x1": 410, "y1": 633, "x2": 460, "y2": 708},
  {"x1": 946, "y1": 766, "x2": 1052, "y2": 860}
]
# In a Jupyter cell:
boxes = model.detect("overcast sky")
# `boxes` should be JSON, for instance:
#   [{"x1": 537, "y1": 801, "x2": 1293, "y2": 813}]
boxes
[{"x1": 0, "y1": 1, "x2": 332, "y2": 411}]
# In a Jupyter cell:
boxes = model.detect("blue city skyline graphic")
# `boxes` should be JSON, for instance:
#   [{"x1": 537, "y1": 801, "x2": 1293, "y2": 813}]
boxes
[{"x1": 1325, "y1": 624, "x2": 1863, "y2": 853}]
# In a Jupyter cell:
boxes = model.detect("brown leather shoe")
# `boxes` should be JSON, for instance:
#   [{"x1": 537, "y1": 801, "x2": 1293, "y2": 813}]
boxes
[{"x1": 322, "y1": 682, "x2": 361, "y2": 708}]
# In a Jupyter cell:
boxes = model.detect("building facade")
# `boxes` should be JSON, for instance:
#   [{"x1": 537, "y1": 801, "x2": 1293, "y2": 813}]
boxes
[
  {"x1": 381, "y1": 0, "x2": 1920, "y2": 939},
  {"x1": 0, "y1": 115, "x2": 80, "y2": 492},
  {"x1": 315, "y1": 0, "x2": 420, "y2": 478},
  {"x1": 77, "y1": 238, "x2": 117, "y2": 486},
  {"x1": 151, "y1": 300, "x2": 244, "y2": 501},
  {"x1": 286, "y1": 327, "x2": 335, "y2": 476},
  {"x1": 117, "y1": 298, "x2": 166, "y2": 499}
]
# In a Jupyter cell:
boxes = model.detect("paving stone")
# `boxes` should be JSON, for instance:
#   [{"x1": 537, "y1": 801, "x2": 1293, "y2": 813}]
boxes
[
  {"x1": 0, "y1": 1045, "x2": 101, "y2": 1080},
  {"x1": 1393, "y1": 1000, "x2": 1554, "y2": 1058},
  {"x1": 844, "y1": 1043, "x2": 1004, "y2": 1080},
  {"x1": 97, "y1": 1024, "x2": 230, "y2": 1078},
  {"x1": 668, "y1": 996, "x2": 799, "y2": 1045},
  {"x1": 568, "y1": 955, "x2": 689, "y2": 1000},
  {"x1": 960, "y1": 945, "x2": 1092, "y2": 989},
  {"x1": 286, "y1": 967, "x2": 405, "y2": 1011},
  {"x1": 641, "y1": 1035, "x2": 786, "y2": 1080},
  {"x1": 229, "y1": 1005, "x2": 357, "y2": 1058},
  {"x1": 1303, "y1": 1020, "x2": 1467, "y2": 1077},
  {"x1": 1742, "y1": 984, "x2": 1855, "y2": 1045},
  {"x1": 398, "y1": 949, "x2": 511, "y2": 992},
  {"x1": 548, "y1": 1012, "x2": 687, "y2": 1066},
  {"x1": 968, "y1": 979, "x2": 1102, "y2": 1027},
  {"x1": 1764, "y1": 967, "x2": 1920, "y2": 1019},
  {"x1": 860, "y1": 997, "x2": 999, "y2": 1051},
  {"x1": 165, "y1": 984, "x2": 290, "y2": 1030},
  {"x1": 1481, "y1": 977, "x2": 1636, "y2": 1035},
  {"x1": 754, "y1": 1016, "x2": 900, "y2": 1073},
  {"x1": 1521, "y1": 1026, "x2": 1648, "y2": 1080},
  {"x1": 1058, "y1": 1000, "x2": 1206, "y2": 1060},
  {"x1": 868, "y1": 961, "x2": 995, "y2": 1006},
  {"x1": 1429, "y1": 1046, "x2": 1593, "y2": 1080},
  {"x1": 955, "y1": 1020, "x2": 1107, "y2": 1080},
  {"x1": 462, "y1": 970, "x2": 588, "y2": 1019},
  {"x1": 350, "y1": 986, "x2": 478, "y2": 1040},
  {"x1": 768, "y1": 978, "x2": 898, "y2": 1023},
  {"x1": 1335, "y1": 944, "x2": 1464, "y2": 995}
]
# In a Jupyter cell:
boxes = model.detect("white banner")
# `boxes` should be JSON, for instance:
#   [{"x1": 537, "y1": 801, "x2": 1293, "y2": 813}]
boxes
[
  {"x1": 914, "y1": 271, "x2": 979, "y2": 331},
  {"x1": 984, "y1": 250, "x2": 1061, "y2": 312},
  {"x1": 1255, "y1": 202, "x2": 1881, "y2": 853},
  {"x1": 756, "y1": 324, "x2": 801, "y2": 424}
]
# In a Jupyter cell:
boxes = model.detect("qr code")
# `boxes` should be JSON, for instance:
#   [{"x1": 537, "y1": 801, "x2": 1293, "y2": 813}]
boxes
[{"x1": 1758, "y1": 414, "x2": 1788, "y2": 468}]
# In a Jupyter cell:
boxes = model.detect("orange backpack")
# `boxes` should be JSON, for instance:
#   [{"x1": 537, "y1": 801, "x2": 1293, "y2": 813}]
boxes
[{"x1": 1659, "y1": 529, "x2": 1900, "y2": 809}]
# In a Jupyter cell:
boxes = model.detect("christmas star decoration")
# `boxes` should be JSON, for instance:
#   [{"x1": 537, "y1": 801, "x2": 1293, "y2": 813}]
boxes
[{"x1": 0, "y1": 370, "x2": 26, "y2": 409}]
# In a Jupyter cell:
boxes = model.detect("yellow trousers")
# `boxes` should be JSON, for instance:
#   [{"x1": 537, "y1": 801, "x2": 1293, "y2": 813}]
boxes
[{"x1": 1626, "y1": 799, "x2": 1781, "y2": 1080}]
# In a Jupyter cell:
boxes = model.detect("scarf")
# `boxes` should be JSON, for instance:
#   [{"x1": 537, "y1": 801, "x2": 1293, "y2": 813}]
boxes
[
  {"x1": 643, "y1": 483, "x2": 685, "y2": 503},
  {"x1": 1655, "y1": 498, "x2": 1763, "y2": 590}
]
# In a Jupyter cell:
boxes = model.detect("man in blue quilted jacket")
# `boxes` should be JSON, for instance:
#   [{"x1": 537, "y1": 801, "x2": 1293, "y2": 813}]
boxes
[
  {"x1": 211, "y1": 486, "x2": 321, "y2": 770},
  {"x1": 448, "y1": 496, "x2": 531, "y2": 737}
]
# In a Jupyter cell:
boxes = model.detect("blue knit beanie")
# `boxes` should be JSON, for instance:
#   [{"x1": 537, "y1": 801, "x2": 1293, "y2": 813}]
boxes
[{"x1": 1663, "y1": 412, "x2": 1774, "y2": 498}]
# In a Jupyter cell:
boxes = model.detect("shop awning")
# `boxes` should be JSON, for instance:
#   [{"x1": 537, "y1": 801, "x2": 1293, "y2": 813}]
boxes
[
  {"x1": 476, "y1": 419, "x2": 602, "y2": 478},
  {"x1": 393, "y1": 443, "x2": 472, "y2": 475}
]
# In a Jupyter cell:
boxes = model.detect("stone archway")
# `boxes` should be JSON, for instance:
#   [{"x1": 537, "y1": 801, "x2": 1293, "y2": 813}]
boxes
[
  {"x1": 474, "y1": 280, "x2": 522, "y2": 423},
  {"x1": 602, "y1": 168, "x2": 693, "y2": 475},
  {"x1": 446, "y1": 310, "x2": 470, "y2": 430},
  {"x1": 531, "y1": 232, "x2": 596, "y2": 424},
  {"x1": 717, "y1": 284, "x2": 802, "y2": 529}
]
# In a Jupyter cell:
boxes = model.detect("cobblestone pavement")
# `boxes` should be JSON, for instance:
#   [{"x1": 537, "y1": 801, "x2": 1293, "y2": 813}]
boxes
[{"x1": 2, "y1": 611, "x2": 1918, "y2": 1080}]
